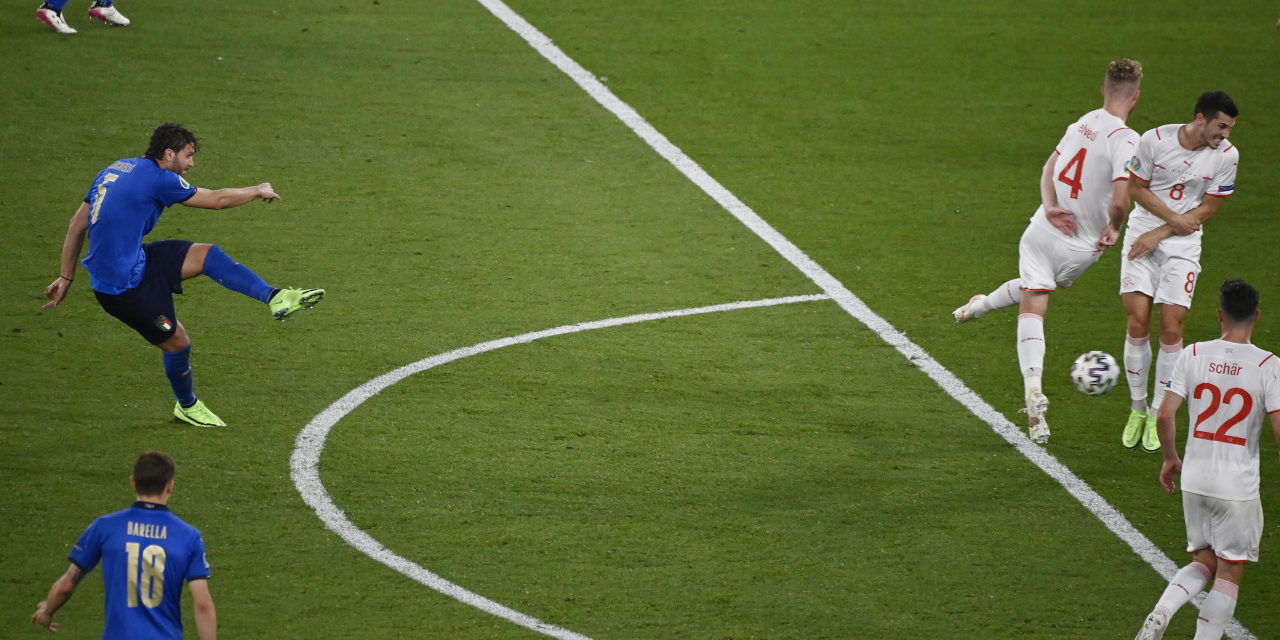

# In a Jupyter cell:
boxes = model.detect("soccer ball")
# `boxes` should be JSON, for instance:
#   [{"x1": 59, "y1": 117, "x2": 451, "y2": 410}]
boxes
[{"x1": 1070, "y1": 350, "x2": 1120, "y2": 396}]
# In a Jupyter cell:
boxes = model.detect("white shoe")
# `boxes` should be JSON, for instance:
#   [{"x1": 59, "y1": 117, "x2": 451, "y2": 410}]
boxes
[
  {"x1": 952, "y1": 294, "x2": 987, "y2": 323},
  {"x1": 1134, "y1": 607, "x2": 1169, "y2": 640},
  {"x1": 88, "y1": 3, "x2": 129, "y2": 26},
  {"x1": 1024, "y1": 391, "x2": 1050, "y2": 444},
  {"x1": 36, "y1": 6, "x2": 77, "y2": 33}
]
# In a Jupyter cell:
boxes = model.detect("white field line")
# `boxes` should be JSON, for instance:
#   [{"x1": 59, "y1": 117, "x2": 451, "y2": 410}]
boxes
[
  {"x1": 291, "y1": 295, "x2": 829, "y2": 640},
  {"x1": 470, "y1": 1, "x2": 1256, "y2": 639}
]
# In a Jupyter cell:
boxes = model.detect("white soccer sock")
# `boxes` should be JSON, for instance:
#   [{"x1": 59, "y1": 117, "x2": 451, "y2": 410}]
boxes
[
  {"x1": 1154, "y1": 561, "x2": 1211, "y2": 617},
  {"x1": 1017, "y1": 313, "x2": 1045, "y2": 396},
  {"x1": 982, "y1": 279, "x2": 1023, "y2": 313},
  {"x1": 1124, "y1": 334, "x2": 1152, "y2": 412},
  {"x1": 1193, "y1": 579, "x2": 1239, "y2": 640},
  {"x1": 1150, "y1": 341, "x2": 1183, "y2": 413}
]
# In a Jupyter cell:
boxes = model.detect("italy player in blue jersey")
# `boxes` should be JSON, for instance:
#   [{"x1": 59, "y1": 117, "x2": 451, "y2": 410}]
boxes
[
  {"x1": 32, "y1": 451, "x2": 216, "y2": 639},
  {"x1": 43, "y1": 123, "x2": 324, "y2": 428}
]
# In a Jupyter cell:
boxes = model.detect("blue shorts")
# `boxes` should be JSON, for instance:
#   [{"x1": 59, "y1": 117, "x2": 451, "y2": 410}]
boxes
[{"x1": 93, "y1": 240, "x2": 193, "y2": 345}]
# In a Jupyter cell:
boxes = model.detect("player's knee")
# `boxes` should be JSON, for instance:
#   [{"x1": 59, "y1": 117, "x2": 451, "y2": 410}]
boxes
[
  {"x1": 159, "y1": 323, "x2": 191, "y2": 352},
  {"x1": 184, "y1": 243, "x2": 214, "y2": 276},
  {"x1": 1159, "y1": 327, "x2": 1184, "y2": 345},
  {"x1": 1126, "y1": 316, "x2": 1149, "y2": 336}
]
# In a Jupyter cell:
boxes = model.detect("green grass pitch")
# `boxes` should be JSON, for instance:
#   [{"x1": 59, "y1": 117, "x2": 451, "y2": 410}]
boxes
[{"x1": 3, "y1": 0, "x2": 1279, "y2": 637}]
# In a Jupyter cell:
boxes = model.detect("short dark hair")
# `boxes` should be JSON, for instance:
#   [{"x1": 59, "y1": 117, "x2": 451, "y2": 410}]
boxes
[
  {"x1": 133, "y1": 451, "x2": 176, "y2": 496},
  {"x1": 1219, "y1": 280, "x2": 1259, "y2": 325},
  {"x1": 144, "y1": 123, "x2": 199, "y2": 160},
  {"x1": 1194, "y1": 91, "x2": 1238, "y2": 121}
]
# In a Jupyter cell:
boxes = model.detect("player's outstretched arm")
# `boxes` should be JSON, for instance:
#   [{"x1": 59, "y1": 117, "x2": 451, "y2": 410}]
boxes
[
  {"x1": 182, "y1": 183, "x2": 280, "y2": 210},
  {"x1": 43, "y1": 203, "x2": 91, "y2": 310},
  {"x1": 31, "y1": 564, "x2": 85, "y2": 632},
  {"x1": 189, "y1": 579, "x2": 217, "y2": 640}
]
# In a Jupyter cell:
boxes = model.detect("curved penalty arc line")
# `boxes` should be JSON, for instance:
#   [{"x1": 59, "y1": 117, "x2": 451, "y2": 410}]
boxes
[{"x1": 290, "y1": 294, "x2": 830, "y2": 639}]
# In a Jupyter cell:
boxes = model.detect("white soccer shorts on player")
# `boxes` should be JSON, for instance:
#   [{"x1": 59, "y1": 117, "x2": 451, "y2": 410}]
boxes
[
  {"x1": 1118, "y1": 232, "x2": 1201, "y2": 308},
  {"x1": 1182, "y1": 491, "x2": 1262, "y2": 563},
  {"x1": 1017, "y1": 218, "x2": 1102, "y2": 292}
]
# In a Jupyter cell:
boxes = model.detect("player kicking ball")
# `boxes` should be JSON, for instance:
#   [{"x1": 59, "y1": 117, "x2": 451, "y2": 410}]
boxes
[
  {"x1": 952, "y1": 58, "x2": 1142, "y2": 444},
  {"x1": 43, "y1": 123, "x2": 324, "y2": 428}
]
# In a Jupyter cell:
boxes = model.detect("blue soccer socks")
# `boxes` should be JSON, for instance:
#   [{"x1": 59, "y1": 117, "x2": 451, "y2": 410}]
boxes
[
  {"x1": 163, "y1": 346, "x2": 196, "y2": 407},
  {"x1": 203, "y1": 245, "x2": 274, "y2": 303}
]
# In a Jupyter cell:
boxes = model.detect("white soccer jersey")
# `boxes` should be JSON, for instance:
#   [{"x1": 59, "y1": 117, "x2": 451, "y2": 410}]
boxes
[
  {"x1": 1123, "y1": 124, "x2": 1239, "y2": 249},
  {"x1": 1168, "y1": 339, "x2": 1280, "y2": 501},
  {"x1": 1028, "y1": 108, "x2": 1138, "y2": 252}
]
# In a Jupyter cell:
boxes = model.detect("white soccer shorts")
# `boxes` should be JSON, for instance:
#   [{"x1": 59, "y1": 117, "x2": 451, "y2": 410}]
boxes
[
  {"x1": 1119, "y1": 232, "x2": 1201, "y2": 308},
  {"x1": 1183, "y1": 491, "x2": 1262, "y2": 563},
  {"x1": 1017, "y1": 220, "x2": 1101, "y2": 291}
]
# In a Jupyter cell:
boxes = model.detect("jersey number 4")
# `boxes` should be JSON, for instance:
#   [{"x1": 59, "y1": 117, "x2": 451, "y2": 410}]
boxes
[
  {"x1": 1192, "y1": 383, "x2": 1250, "y2": 446},
  {"x1": 1057, "y1": 148, "x2": 1087, "y2": 200},
  {"x1": 125, "y1": 542, "x2": 167, "y2": 608}
]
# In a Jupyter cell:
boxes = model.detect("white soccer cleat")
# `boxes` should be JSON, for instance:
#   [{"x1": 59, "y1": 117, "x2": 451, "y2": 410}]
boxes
[
  {"x1": 1134, "y1": 607, "x2": 1169, "y2": 640},
  {"x1": 87, "y1": 3, "x2": 129, "y2": 26},
  {"x1": 952, "y1": 294, "x2": 987, "y2": 323},
  {"x1": 36, "y1": 6, "x2": 77, "y2": 33},
  {"x1": 1023, "y1": 391, "x2": 1050, "y2": 444}
]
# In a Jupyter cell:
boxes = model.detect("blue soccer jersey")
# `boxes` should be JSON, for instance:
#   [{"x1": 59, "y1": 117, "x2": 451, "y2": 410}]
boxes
[
  {"x1": 80, "y1": 158, "x2": 197, "y2": 295},
  {"x1": 68, "y1": 502, "x2": 211, "y2": 640}
]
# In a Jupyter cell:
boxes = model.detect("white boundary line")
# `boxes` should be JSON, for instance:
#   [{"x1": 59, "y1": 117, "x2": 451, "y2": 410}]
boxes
[
  {"x1": 291, "y1": 295, "x2": 828, "y2": 640},
  {"x1": 467, "y1": 1, "x2": 1254, "y2": 638}
]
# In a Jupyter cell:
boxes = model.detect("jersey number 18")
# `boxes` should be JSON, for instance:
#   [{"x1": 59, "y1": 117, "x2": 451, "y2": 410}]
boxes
[{"x1": 125, "y1": 542, "x2": 167, "y2": 608}]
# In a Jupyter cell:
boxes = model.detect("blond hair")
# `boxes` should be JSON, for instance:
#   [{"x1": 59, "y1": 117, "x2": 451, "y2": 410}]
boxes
[{"x1": 1104, "y1": 58, "x2": 1142, "y2": 97}]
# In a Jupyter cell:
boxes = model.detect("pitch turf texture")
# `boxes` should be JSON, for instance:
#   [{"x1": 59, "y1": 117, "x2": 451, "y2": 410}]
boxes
[{"x1": 3, "y1": 1, "x2": 1279, "y2": 638}]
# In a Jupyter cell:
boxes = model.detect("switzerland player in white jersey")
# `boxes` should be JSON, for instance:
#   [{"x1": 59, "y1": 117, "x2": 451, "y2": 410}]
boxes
[
  {"x1": 1119, "y1": 91, "x2": 1239, "y2": 454},
  {"x1": 952, "y1": 58, "x2": 1142, "y2": 444},
  {"x1": 1134, "y1": 281, "x2": 1280, "y2": 640}
]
